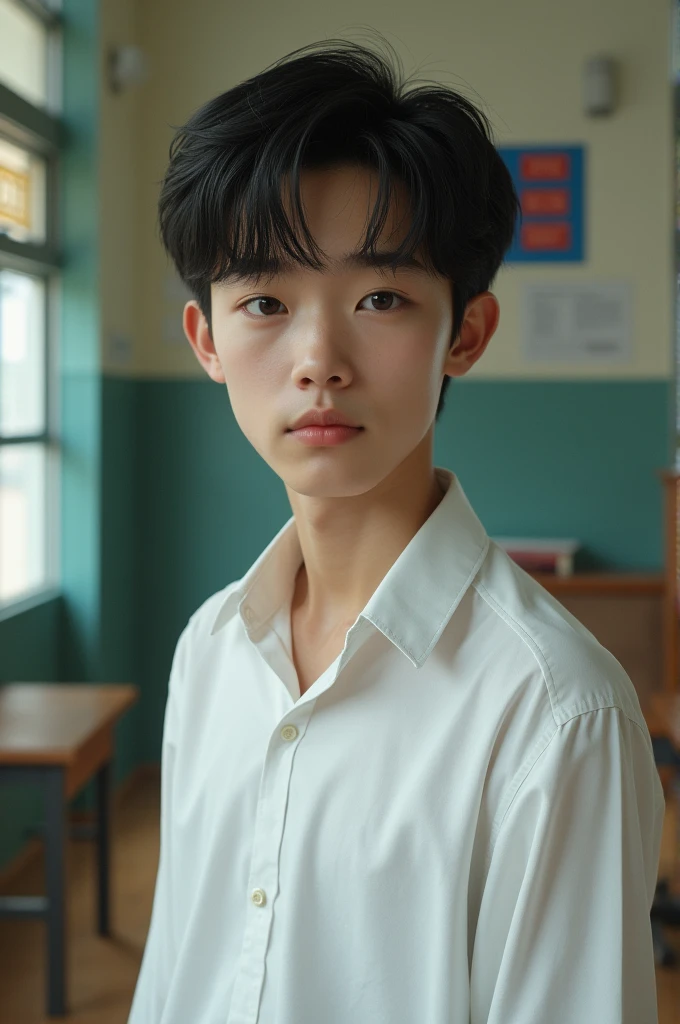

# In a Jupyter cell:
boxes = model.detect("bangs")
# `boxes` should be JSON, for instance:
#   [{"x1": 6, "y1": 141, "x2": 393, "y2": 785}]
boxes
[
  {"x1": 169, "y1": 148, "x2": 450, "y2": 295},
  {"x1": 221, "y1": 165, "x2": 440, "y2": 288}
]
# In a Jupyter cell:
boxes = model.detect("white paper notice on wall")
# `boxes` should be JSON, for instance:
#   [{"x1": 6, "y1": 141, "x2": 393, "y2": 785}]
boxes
[{"x1": 522, "y1": 281, "x2": 632, "y2": 364}]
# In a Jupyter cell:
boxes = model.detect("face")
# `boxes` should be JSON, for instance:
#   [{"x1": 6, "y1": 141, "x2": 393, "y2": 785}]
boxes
[{"x1": 183, "y1": 163, "x2": 499, "y2": 498}]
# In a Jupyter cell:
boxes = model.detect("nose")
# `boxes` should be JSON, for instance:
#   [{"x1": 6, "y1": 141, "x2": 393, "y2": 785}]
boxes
[{"x1": 290, "y1": 320, "x2": 353, "y2": 389}]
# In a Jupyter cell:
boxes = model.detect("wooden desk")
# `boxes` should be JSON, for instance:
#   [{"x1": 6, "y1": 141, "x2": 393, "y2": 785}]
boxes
[{"x1": 0, "y1": 683, "x2": 138, "y2": 1017}]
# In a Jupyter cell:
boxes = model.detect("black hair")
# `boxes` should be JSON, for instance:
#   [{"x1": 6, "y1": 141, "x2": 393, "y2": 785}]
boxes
[{"x1": 158, "y1": 34, "x2": 520, "y2": 421}]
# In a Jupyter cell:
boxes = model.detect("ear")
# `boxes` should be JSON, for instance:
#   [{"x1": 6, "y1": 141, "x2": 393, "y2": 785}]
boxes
[
  {"x1": 442, "y1": 292, "x2": 500, "y2": 380},
  {"x1": 183, "y1": 300, "x2": 226, "y2": 383}
]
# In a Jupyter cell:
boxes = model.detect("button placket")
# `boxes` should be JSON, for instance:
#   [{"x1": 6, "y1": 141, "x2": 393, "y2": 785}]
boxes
[{"x1": 226, "y1": 711, "x2": 310, "y2": 1024}]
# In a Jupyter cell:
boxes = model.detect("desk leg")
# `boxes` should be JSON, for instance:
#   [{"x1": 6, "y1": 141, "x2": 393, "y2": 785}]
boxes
[
  {"x1": 95, "y1": 759, "x2": 111, "y2": 936},
  {"x1": 45, "y1": 767, "x2": 67, "y2": 1016}
]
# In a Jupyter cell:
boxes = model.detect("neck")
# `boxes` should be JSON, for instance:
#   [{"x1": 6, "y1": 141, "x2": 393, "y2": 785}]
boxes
[{"x1": 285, "y1": 435, "x2": 446, "y2": 634}]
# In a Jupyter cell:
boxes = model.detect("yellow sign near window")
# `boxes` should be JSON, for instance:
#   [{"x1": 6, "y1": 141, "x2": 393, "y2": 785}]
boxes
[{"x1": 0, "y1": 164, "x2": 30, "y2": 228}]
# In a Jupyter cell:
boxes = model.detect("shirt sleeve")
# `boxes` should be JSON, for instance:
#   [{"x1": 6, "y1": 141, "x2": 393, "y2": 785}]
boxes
[
  {"x1": 470, "y1": 705, "x2": 666, "y2": 1024},
  {"x1": 126, "y1": 626, "x2": 188, "y2": 1024}
]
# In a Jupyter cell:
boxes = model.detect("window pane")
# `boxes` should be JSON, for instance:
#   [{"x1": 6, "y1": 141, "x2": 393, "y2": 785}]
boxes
[
  {"x1": 0, "y1": 270, "x2": 45, "y2": 436},
  {"x1": 0, "y1": 135, "x2": 47, "y2": 244},
  {"x1": 0, "y1": 442, "x2": 46, "y2": 602},
  {"x1": 0, "y1": 0, "x2": 48, "y2": 108}
]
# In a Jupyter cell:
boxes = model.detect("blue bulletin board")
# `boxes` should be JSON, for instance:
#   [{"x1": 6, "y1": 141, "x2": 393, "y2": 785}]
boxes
[{"x1": 498, "y1": 145, "x2": 585, "y2": 262}]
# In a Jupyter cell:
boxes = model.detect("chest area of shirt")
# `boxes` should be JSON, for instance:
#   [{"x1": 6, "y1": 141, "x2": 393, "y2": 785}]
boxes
[{"x1": 174, "y1": 646, "x2": 493, "y2": 879}]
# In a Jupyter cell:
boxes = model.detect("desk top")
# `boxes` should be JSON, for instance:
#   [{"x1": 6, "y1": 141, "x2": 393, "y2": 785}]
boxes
[{"x1": 0, "y1": 683, "x2": 138, "y2": 766}]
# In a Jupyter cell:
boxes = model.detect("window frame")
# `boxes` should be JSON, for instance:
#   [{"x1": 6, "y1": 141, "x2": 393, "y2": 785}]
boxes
[{"x1": 0, "y1": 0, "x2": 63, "y2": 611}]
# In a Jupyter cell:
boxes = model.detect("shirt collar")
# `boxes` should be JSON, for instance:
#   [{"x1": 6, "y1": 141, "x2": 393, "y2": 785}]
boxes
[{"x1": 209, "y1": 466, "x2": 490, "y2": 669}]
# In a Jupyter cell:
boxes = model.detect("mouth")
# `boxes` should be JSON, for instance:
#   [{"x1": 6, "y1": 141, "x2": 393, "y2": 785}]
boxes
[
  {"x1": 285, "y1": 425, "x2": 364, "y2": 432},
  {"x1": 286, "y1": 424, "x2": 365, "y2": 446}
]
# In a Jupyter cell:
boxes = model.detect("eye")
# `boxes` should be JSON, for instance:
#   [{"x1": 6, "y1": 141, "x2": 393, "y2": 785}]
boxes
[
  {"x1": 240, "y1": 296, "x2": 286, "y2": 318},
  {"x1": 358, "y1": 291, "x2": 407, "y2": 313}
]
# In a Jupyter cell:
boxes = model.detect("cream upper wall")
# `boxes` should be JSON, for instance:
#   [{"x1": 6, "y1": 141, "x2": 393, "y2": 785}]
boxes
[{"x1": 100, "y1": 0, "x2": 675, "y2": 378}]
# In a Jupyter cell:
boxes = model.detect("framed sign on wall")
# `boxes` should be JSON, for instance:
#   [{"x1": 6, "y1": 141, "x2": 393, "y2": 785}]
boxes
[{"x1": 498, "y1": 145, "x2": 585, "y2": 262}]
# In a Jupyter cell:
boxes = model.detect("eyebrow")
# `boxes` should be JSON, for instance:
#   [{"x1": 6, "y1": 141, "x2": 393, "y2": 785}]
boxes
[
  {"x1": 220, "y1": 251, "x2": 430, "y2": 285},
  {"x1": 341, "y1": 251, "x2": 428, "y2": 274}
]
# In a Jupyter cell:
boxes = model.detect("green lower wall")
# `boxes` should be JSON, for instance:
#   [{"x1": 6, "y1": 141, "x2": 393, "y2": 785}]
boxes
[{"x1": 0, "y1": 375, "x2": 674, "y2": 874}]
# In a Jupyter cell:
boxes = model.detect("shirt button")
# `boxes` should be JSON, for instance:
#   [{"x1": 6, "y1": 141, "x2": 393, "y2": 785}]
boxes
[
  {"x1": 251, "y1": 888, "x2": 267, "y2": 907},
  {"x1": 280, "y1": 724, "x2": 298, "y2": 741},
  {"x1": 243, "y1": 606, "x2": 254, "y2": 623}
]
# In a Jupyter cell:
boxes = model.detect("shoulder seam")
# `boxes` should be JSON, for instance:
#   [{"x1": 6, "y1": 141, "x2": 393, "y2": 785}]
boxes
[
  {"x1": 473, "y1": 578, "x2": 561, "y2": 725},
  {"x1": 560, "y1": 700, "x2": 652, "y2": 739}
]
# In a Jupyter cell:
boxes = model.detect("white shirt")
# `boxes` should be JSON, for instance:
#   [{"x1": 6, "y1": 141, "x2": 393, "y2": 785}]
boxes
[{"x1": 127, "y1": 465, "x2": 665, "y2": 1024}]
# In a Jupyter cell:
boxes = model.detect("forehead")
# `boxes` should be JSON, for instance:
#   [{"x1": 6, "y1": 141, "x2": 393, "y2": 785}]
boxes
[
  {"x1": 294, "y1": 163, "x2": 412, "y2": 232},
  {"x1": 220, "y1": 163, "x2": 429, "y2": 287}
]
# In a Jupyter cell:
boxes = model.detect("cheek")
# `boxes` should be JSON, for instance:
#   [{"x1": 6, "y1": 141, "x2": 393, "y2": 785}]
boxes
[
  {"x1": 217, "y1": 341, "x2": 284, "y2": 436},
  {"x1": 216, "y1": 330, "x2": 278, "y2": 387},
  {"x1": 374, "y1": 327, "x2": 447, "y2": 408}
]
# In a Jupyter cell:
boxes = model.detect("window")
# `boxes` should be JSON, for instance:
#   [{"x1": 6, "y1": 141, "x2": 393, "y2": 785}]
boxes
[
  {"x1": 0, "y1": 0, "x2": 49, "y2": 107},
  {"x1": 0, "y1": 0, "x2": 62, "y2": 607}
]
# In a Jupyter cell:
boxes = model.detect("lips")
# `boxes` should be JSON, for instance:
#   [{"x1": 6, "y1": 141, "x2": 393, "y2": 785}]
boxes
[
  {"x1": 287, "y1": 423, "x2": 364, "y2": 447},
  {"x1": 287, "y1": 408, "x2": 362, "y2": 431}
]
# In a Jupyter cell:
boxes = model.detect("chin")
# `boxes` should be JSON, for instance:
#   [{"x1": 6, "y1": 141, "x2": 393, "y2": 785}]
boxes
[{"x1": 281, "y1": 456, "x2": 396, "y2": 500}]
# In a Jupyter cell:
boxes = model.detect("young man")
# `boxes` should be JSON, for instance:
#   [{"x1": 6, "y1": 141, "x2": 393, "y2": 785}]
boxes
[{"x1": 128, "y1": 37, "x2": 665, "y2": 1024}]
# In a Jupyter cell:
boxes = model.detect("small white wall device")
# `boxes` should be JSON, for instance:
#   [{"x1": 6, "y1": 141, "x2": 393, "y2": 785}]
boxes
[
  {"x1": 583, "y1": 56, "x2": 618, "y2": 117},
  {"x1": 108, "y1": 45, "x2": 150, "y2": 94}
]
